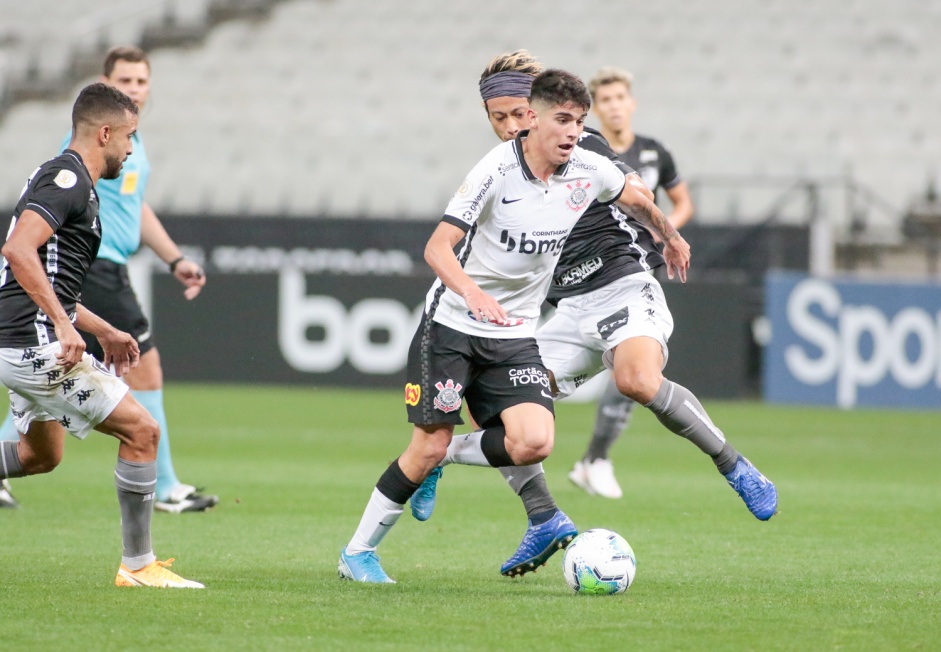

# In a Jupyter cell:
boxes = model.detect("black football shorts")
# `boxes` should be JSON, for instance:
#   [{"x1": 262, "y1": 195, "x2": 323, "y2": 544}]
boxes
[
  {"x1": 78, "y1": 259, "x2": 155, "y2": 361},
  {"x1": 404, "y1": 314, "x2": 554, "y2": 428}
]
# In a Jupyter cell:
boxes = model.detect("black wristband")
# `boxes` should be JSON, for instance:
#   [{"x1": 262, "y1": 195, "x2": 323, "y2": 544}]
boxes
[{"x1": 168, "y1": 256, "x2": 185, "y2": 273}]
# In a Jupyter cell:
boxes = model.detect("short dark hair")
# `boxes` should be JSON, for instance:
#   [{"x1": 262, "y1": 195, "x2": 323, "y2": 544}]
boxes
[
  {"x1": 71, "y1": 82, "x2": 139, "y2": 132},
  {"x1": 103, "y1": 45, "x2": 149, "y2": 77},
  {"x1": 529, "y1": 69, "x2": 591, "y2": 112}
]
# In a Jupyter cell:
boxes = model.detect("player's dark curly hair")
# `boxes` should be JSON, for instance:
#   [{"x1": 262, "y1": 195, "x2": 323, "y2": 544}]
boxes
[
  {"x1": 529, "y1": 69, "x2": 591, "y2": 112},
  {"x1": 72, "y1": 82, "x2": 139, "y2": 132}
]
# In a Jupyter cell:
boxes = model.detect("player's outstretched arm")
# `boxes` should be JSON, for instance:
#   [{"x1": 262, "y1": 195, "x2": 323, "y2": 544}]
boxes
[
  {"x1": 617, "y1": 179, "x2": 675, "y2": 240},
  {"x1": 626, "y1": 172, "x2": 654, "y2": 202},
  {"x1": 616, "y1": 181, "x2": 690, "y2": 282},
  {"x1": 140, "y1": 202, "x2": 205, "y2": 300},
  {"x1": 2, "y1": 210, "x2": 85, "y2": 369},
  {"x1": 75, "y1": 304, "x2": 140, "y2": 376},
  {"x1": 424, "y1": 221, "x2": 508, "y2": 324}
]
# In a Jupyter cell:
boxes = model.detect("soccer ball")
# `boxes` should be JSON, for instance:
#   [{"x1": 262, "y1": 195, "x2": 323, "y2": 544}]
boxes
[{"x1": 562, "y1": 528, "x2": 636, "y2": 595}]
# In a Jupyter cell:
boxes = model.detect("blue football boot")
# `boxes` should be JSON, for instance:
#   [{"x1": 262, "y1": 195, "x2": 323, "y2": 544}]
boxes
[
  {"x1": 501, "y1": 510, "x2": 578, "y2": 577},
  {"x1": 338, "y1": 547, "x2": 395, "y2": 583},
  {"x1": 409, "y1": 466, "x2": 443, "y2": 522},
  {"x1": 723, "y1": 455, "x2": 778, "y2": 521}
]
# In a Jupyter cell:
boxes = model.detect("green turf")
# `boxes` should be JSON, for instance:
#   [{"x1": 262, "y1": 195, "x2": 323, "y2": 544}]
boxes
[{"x1": 1, "y1": 385, "x2": 939, "y2": 651}]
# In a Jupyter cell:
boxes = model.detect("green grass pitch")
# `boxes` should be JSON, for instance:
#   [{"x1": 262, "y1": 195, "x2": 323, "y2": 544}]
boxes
[{"x1": 1, "y1": 385, "x2": 939, "y2": 651}]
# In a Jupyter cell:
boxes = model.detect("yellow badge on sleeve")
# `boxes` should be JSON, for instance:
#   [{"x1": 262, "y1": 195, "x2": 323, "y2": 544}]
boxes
[{"x1": 120, "y1": 171, "x2": 139, "y2": 195}]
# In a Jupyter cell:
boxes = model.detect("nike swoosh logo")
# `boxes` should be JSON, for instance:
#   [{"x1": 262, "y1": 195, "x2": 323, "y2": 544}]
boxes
[
  {"x1": 501, "y1": 197, "x2": 523, "y2": 204},
  {"x1": 541, "y1": 391, "x2": 554, "y2": 399}
]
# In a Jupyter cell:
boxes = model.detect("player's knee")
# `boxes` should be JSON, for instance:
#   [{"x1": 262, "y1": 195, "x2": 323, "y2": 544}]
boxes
[
  {"x1": 143, "y1": 417, "x2": 160, "y2": 452},
  {"x1": 422, "y1": 437, "x2": 450, "y2": 466},
  {"x1": 406, "y1": 427, "x2": 450, "y2": 468},
  {"x1": 526, "y1": 442, "x2": 553, "y2": 464},
  {"x1": 511, "y1": 426, "x2": 554, "y2": 464},
  {"x1": 128, "y1": 414, "x2": 160, "y2": 456},
  {"x1": 614, "y1": 367, "x2": 662, "y2": 404},
  {"x1": 23, "y1": 448, "x2": 62, "y2": 475}
]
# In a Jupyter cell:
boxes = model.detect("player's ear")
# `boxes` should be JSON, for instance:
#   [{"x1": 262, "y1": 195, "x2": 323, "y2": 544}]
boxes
[{"x1": 99, "y1": 124, "x2": 111, "y2": 145}]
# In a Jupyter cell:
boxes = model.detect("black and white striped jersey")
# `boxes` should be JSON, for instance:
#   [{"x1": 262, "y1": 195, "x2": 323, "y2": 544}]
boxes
[
  {"x1": 429, "y1": 130, "x2": 626, "y2": 338},
  {"x1": 0, "y1": 150, "x2": 101, "y2": 347},
  {"x1": 547, "y1": 128, "x2": 665, "y2": 304}
]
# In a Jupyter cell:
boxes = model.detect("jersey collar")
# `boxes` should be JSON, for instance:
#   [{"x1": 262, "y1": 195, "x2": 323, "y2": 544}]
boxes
[
  {"x1": 62, "y1": 149, "x2": 94, "y2": 184},
  {"x1": 513, "y1": 130, "x2": 570, "y2": 181},
  {"x1": 63, "y1": 149, "x2": 84, "y2": 166}
]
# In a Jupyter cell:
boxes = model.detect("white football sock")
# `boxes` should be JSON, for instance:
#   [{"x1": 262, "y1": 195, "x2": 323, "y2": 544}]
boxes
[
  {"x1": 346, "y1": 488, "x2": 404, "y2": 554},
  {"x1": 441, "y1": 430, "x2": 490, "y2": 467}
]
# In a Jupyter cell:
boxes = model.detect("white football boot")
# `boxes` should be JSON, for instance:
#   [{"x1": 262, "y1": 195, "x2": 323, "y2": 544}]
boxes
[{"x1": 569, "y1": 459, "x2": 623, "y2": 499}]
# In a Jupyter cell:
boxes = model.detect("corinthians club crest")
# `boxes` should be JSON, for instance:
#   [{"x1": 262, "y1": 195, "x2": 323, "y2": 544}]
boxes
[
  {"x1": 434, "y1": 379, "x2": 463, "y2": 413},
  {"x1": 566, "y1": 180, "x2": 590, "y2": 211}
]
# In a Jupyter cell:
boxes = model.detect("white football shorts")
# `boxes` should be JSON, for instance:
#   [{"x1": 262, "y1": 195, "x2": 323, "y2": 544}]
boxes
[
  {"x1": 537, "y1": 272, "x2": 674, "y2": 399},
  {"x1": 0, "y1": 343, "x2": 129, "y2": 440}
]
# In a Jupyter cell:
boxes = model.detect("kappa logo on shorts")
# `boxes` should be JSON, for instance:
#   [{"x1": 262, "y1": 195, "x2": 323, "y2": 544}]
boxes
[
  {"x1": 404, "y1": 383, "x2": 421, "y2": 406},
  {"x1": 597, "y1": 306, "x2": 631, "y2": 341},
  {"x1": 75, "y1": 389, "x2": 94, "y2": 405},
  {"x1": 433, "y1": 379, "x2": 463, "y2": 413}
]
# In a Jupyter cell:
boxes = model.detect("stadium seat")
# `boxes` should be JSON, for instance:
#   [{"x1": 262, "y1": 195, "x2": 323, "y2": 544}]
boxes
[{"x1": 0, "y1": 0, "x2": 938, "y2": 237}]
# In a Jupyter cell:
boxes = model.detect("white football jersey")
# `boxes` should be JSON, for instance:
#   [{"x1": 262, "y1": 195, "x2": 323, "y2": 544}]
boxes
[{"x1": 426, "y1": 132, "x2": 626, "y2": 338}]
